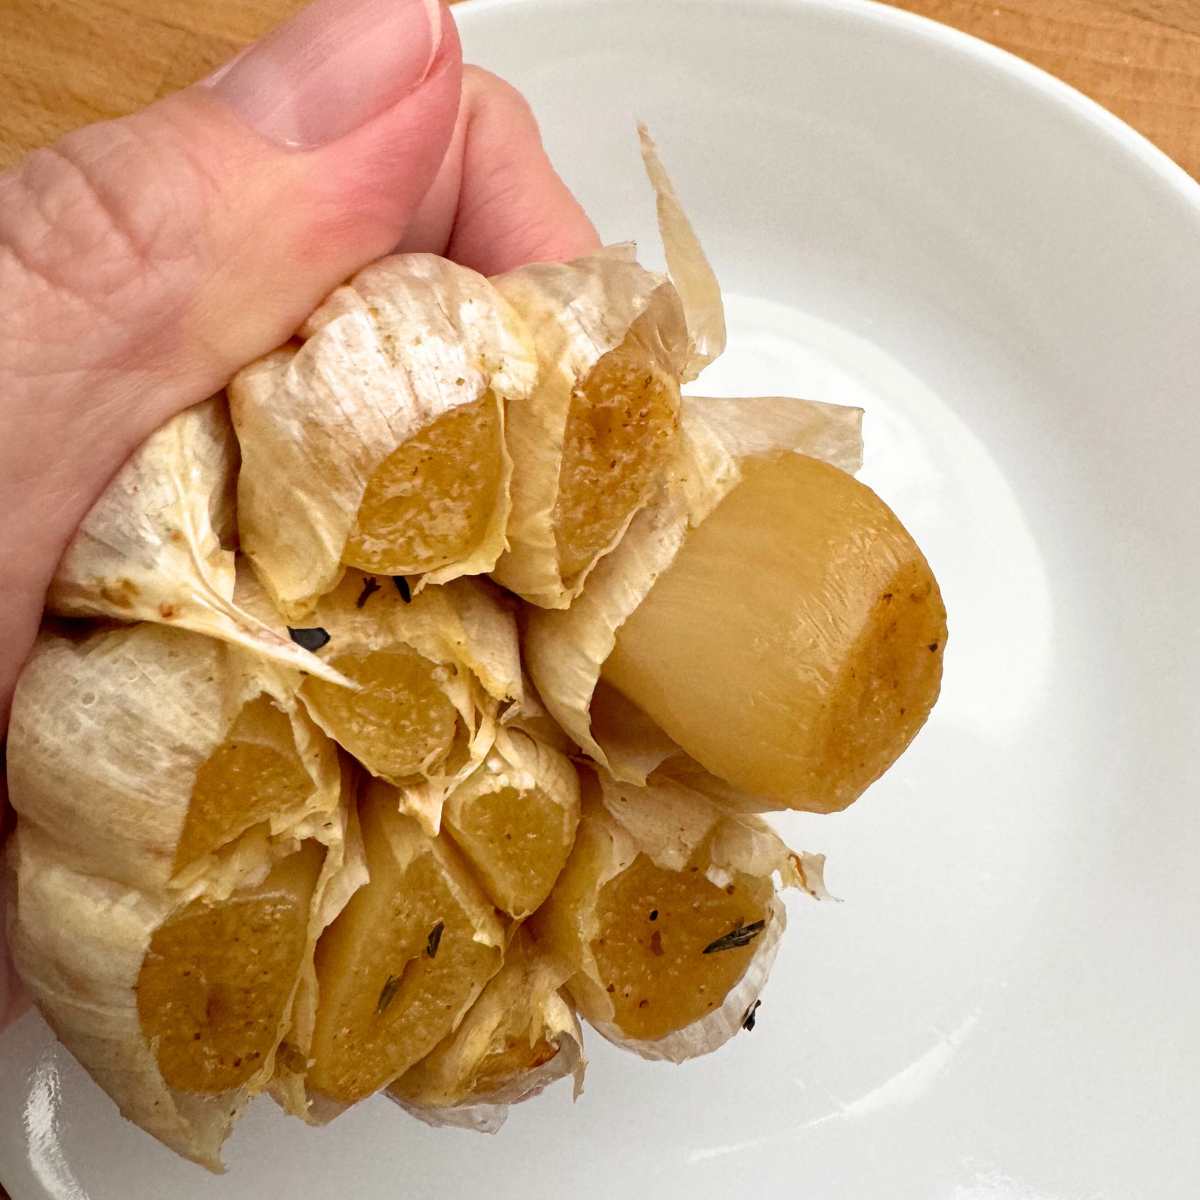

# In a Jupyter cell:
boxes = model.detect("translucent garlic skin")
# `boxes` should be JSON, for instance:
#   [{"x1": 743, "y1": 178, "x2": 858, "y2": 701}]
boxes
[{"x1": 603, "y1": 453, "x2": 947, "y2": 812}]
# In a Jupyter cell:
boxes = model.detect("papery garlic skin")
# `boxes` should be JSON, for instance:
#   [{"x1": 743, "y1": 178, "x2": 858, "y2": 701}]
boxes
[
  {"x1": 636, "y1": 124, "x2": 726, "y2": 381},
  {"x1": 46, "y1": 397, "x2": 348, "y2": 686},
  {"x1": 7, "y1": 624, "x2": 341, "y2": 891}
]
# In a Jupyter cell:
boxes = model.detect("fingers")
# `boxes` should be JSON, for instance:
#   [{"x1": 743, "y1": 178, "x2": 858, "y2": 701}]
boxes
[
  {"x1": 0, "y1": 775, "x2": 26, "y2": 1031},
  {"x1": 0, "y1": 877, "x2": 28, "y2": 1033},
  {"x1": 404, "y1": 66, "x2": 600, "y2": 275}
]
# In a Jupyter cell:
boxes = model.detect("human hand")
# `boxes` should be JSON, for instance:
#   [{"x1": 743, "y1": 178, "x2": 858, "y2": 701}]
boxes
[{"x1": 0, "y1": 0, "x2": 598, "y2": 1032}]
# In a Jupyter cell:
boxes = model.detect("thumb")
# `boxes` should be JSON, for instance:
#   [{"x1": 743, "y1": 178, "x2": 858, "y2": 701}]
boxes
[
  {"x1": 0, "y1": 0, "x2": 462, "y2": 735},
  {"x1": 1, "y1": 0, "x2": 461, "y2": 479}
]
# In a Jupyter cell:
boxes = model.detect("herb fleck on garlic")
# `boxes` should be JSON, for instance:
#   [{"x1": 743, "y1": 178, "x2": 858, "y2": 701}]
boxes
[
  {"x1": 426, "y1": 920, "x2": 445, "y2": 959},
  {"x1": 287, "y1": 626, "x2": 331, "y2": 652},
  {"x1": 701, "y1": 919, "x2": 765, "y2": 955}
]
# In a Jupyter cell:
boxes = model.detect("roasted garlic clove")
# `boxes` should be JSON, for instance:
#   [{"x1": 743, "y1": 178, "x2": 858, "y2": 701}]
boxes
[
  {"x1": 442, "y1": 727, "x2": 581, "y2": 919},
  {"x1": 304, "y1": 779, "x2": 506, "y2": 1107},
  {"x1": 388, "y1": 928, "x2": 585, "y2": 1132},
  {"x1": 230, "y1": 255, "x2": 535, "y2": 620},
  {"x1": 532, "y1": 772, "x2": 826, "y2": 1061}
]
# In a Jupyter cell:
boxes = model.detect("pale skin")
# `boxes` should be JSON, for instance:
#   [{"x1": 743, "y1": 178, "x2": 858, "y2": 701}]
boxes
[{"x1": 0, "y1": 0, "x2": 599, "y2": 1030}]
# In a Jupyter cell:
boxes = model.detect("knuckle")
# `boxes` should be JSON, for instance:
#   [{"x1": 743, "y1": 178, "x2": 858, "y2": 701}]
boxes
[
  {"x1": 463, "y1": 66, "x2": 540, "y2": 137},
  {"x1": 0, "y1": 116, "x2": 212, "y2": 348}
]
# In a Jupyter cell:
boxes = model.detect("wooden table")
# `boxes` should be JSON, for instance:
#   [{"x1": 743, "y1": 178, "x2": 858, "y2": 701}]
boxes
[{"x1": 1, "y1": 0, "x2": 1198, "y2": 177}]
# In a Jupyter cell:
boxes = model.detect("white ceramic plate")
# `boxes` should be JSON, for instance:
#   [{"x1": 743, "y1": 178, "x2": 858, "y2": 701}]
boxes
[{"x1": 4, "y1": 1, "x2": 1199, "y2": 1196}]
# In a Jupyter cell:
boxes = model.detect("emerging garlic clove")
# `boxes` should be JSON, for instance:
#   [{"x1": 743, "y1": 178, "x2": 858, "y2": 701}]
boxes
[
  {"x1": 603, "y1": 453, "x2": 946, "y2": 812},
  {"x1": 46, "y1": 397, "x2": 348, "y2": 686},
  {"x1": 523, "y1": 392, "x2": 869, "y2": 791},
  {"x1": 229, "y1": 255, "x2": 536, "y2": 621},
  {"x1": 388, "y1": 928, "x2": 585, "y2": 1132},
  {"x1": 531, "y1": 772, "x2": 823, "y2": 1062},
  {"x1": 442, "y1": 727, "x2": 581, "y2": 919},
  {"x1": 304, "y1": 778, "x2": 506, "y2": 1109}
]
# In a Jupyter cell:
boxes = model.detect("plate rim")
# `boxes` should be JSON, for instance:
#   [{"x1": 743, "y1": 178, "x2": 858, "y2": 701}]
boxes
[{"x1": 454, "y1": 0, "x2": 1200, "y2": 215}]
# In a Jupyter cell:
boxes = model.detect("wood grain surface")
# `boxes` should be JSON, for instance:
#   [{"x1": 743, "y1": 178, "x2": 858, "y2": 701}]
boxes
[{"x1": 1, "y1": 0, "x2": 1198, "y2": 176}]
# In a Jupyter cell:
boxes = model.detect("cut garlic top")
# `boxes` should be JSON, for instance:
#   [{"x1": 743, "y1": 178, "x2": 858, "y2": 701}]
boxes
[{"x1": 230, "y1": 255, "x2": 536, "y2": 621}]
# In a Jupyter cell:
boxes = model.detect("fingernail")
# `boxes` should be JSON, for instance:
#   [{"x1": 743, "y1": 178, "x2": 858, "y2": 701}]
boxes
[{"x1": 204, "y1": 0, "x2": 443, "y2": 148}]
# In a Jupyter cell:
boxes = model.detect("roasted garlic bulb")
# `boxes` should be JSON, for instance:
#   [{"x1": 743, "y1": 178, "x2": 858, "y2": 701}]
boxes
[{"x1": 4, "y1": 128, "x2": 945, "y2": 1173}]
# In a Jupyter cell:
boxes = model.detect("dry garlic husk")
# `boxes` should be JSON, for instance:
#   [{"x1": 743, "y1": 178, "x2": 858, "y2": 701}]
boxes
[
  {"x1": 443, "y1": 726, "x2": 581, "y2": 919},
  {"x1": 5, "y1": 624, "x2": 352, "y2": 1168},
  {"x1": 229, "y1": 254, "x2": 536, "y2": 621},
  {"x1": 499, "y1": 671, "x2": 578, "y2": 756},
  {"x1": 388, "y1": 928, "x2": 585, "y2": 1133},
  {"x1": 531, "y1": 772, "x2": 826, "y2": 1063},
  {"x1": 45, "y1": 396, "x2": 348, "y2": 686},
  {"x1": 301, "y1": 777, "x2": 507, "y2": 1113},
  {"x1": 488, "y1": 130, "x2": 722, "y2": 610},
  {"x1": 636, "y1": 124, "x2": 726, "y2": 380},
  {"x1": 523, "y1": 392, "x2": 866, "y2": 786}
]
